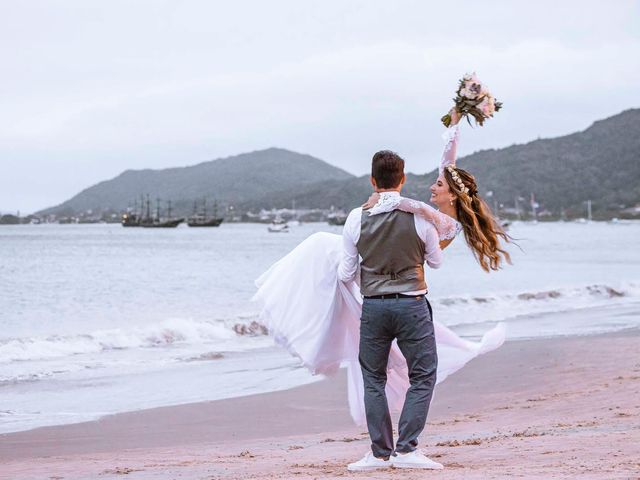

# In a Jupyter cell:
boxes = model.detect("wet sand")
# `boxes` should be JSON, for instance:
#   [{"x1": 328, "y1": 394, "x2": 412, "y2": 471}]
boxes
[{"x1": 2, "y1": 328, "x2": 639, "y2": 479}]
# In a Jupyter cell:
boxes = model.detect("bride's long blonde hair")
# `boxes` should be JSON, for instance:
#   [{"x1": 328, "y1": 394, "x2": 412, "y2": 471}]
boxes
[{"x1": 444, "y1": 166, "x2": 512, "y2": 272}]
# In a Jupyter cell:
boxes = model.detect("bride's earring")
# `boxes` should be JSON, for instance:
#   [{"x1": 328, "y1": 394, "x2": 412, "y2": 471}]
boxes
[{"x1": 449, "y1": 199, "x2": 454, "y2": 206}]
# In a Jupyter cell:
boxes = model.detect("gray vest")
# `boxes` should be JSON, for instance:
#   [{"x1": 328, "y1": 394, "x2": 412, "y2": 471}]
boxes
[{"x1": 356, "y1": 209, "x2": 427, "y2": 296}]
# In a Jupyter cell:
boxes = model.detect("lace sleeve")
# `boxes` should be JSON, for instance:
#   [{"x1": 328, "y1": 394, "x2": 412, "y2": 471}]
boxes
[
  {"x1": 367, "y1": 194, "x2": 401, "y2": 216},
  {"x1": 397, "y1": 198, "x2": 462, "y2": 241},
  {"x1": 439, "y1": 125, "x2": 460, "y2": 175},
  {"x1": 367, "y1": 194, "x2": 461, "y2": 241}
]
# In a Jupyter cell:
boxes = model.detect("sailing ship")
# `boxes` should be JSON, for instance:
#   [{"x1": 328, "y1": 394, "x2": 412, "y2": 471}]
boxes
[
  {"x1": 122, "y1": 195, "x2": 183, "y2": 228},
  {"x1": 121, "y1": 212, "x2": 141, "y2": 227},
  {"x1": 142, "y1": 198, "x2": 184, "y2": 228},
  {"x1": 121, "y1": 195, "x2": 144, "y2": 227},
  {"x1": 187, "y1": 199, "x2": 224, "y2": 227}
]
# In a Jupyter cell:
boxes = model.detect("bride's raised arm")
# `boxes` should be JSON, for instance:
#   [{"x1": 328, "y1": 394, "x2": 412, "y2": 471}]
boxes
[{"x1": 440, "y1": 122, "x2": 460, "y2": 174}]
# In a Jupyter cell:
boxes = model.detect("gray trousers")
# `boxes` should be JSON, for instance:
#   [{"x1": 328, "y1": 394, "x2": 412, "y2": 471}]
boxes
[{"x1": 359, "y1": 296, "x2": 438, "y2": 458}]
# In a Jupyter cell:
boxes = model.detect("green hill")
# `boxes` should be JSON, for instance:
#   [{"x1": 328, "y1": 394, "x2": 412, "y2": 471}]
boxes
[{"x1": 38, "y1": 147, "x2": 354, "y2": 216}]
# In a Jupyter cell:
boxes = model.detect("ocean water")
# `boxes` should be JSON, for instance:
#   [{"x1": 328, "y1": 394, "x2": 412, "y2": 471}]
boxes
[{"x1": 1, "y1": 221, "x2": 639, "y2": 433}]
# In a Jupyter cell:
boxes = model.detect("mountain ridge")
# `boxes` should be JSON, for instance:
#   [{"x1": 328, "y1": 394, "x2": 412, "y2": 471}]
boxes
[
  {"x1": 235, "y1": 108, "x2": 640, "y2": 217},
  {"x1": 38, "y1": 147, "x2": 354, "y2": 216},
  {"x1": 38, "y1": 108, "x2": 640, "y2": 218}
]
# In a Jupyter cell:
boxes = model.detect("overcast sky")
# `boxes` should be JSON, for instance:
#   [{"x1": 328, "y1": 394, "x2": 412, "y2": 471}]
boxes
[{"x1": 1, "y1": 1, "x2": 639, "y2": 213}]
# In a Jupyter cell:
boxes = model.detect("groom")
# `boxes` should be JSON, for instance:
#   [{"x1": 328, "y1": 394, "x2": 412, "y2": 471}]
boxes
[{"x1": 338, "y1": 150, "x2": 444, "y2": 471}]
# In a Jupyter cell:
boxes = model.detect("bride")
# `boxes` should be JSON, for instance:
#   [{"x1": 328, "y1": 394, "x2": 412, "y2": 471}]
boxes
[{"x1": 253, "y1": 108, "x2": 512, "y2": 425}]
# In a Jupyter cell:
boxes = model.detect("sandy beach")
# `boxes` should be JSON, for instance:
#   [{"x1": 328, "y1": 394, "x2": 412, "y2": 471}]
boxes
[{"x1": 2, "y1": 328, "x2": 639, "y2": 480}]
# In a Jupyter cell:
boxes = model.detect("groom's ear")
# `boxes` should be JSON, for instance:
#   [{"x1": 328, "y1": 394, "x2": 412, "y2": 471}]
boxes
[
  {"x1": 370, "y1": 176, "x2": 378, "y2": 190},
  {"x1": 400, "y1": 174, "x2": 406, "y2": 186}
]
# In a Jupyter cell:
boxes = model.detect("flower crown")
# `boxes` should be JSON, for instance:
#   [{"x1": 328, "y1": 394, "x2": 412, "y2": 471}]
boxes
[{"x1": 446, "y1": 165, "x2": 469, "y2": 195}]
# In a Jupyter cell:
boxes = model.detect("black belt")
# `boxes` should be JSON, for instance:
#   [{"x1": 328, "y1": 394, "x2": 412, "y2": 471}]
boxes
[{"x1": 364, "y1": 293, "x2": 425, "y2": 300}]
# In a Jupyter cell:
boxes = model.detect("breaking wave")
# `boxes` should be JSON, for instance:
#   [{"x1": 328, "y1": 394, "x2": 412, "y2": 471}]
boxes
[
  {"x1": 433, "y1": 282, "x2": 640, "y2": 327},
  {"x1": 0, "y1": 317, "x2": 243, "y2": 363}
]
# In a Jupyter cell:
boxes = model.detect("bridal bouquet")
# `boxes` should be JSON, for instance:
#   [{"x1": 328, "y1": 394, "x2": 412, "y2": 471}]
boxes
[{"x1": 441, "y1": 73, "x2": 502, "y2": 127}]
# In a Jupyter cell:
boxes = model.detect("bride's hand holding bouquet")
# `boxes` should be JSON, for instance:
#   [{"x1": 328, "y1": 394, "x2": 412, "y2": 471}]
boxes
[{"x1": 441, "y1": 73, "x2": 502, "y2": 127}]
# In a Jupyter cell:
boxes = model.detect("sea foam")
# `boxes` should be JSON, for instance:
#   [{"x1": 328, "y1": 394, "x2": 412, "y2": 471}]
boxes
[{"x1": 0, "y1": 317, "x2": 238, "y2": 363}]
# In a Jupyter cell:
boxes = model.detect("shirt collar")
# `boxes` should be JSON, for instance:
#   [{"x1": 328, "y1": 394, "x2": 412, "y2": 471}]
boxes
[{"x1": 378, "y1": 191, "x2": 400, "y2": 198}]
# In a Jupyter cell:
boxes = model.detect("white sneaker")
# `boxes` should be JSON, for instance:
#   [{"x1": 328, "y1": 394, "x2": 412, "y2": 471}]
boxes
[
  {"x1": 392, "y1": 450, "x2": 444, "y2": 469},
  {"x1": 347, "y1": 451, "x2": 391, "y2": 471}
]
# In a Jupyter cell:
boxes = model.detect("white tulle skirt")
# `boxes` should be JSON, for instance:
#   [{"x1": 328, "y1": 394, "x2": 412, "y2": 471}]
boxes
[{"x1": 253, "y1": 232, "x2": 505, "y2": 425}]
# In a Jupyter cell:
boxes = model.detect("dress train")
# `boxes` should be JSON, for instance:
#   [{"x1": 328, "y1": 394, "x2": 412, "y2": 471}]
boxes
[{"x1": 253, "y1": 231, "x2": 505, "y2": 425}]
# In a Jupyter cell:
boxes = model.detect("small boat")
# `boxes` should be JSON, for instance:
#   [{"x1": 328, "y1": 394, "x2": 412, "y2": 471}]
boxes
[
  {"x1": 268, "y1": 223, "x2": 289, "y2": 233},
  {"x1": 268, "y1": 216, "x2": 289, "y2": 233},
  {"x1": 327, "y1": 211, "x2": 347, "y2": 226}
]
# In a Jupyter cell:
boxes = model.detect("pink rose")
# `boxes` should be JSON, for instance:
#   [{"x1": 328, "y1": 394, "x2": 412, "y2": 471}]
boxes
[{"x1": 476, "y1": 96, "x2": 495, "y2": 116}]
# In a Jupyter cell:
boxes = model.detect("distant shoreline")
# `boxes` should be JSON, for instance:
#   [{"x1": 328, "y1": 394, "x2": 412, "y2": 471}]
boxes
[{"x1": 2, "y1": 217, "x2": 640, "y2": 225}]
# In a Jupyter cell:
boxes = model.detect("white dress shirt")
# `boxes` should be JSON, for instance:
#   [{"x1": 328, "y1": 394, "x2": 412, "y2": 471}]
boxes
[{"x1": 337, "y1": 191, "x2": 443, "y2": 295}]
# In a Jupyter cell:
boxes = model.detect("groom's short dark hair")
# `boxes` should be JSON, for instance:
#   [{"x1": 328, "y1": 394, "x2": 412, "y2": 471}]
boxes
[{"x1": 371, "y1": 150, "x2": 405, "y2": 189}]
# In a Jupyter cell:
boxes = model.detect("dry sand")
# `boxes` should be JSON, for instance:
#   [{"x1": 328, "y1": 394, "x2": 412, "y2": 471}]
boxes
[{"x1": 1, "y1": 329, "x2": 639, "y2": 480}]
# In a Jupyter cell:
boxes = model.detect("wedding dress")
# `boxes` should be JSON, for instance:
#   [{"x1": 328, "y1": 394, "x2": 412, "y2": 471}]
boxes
[{"x1": 253, "y1": 125, "x2": 505, "y2": 425}]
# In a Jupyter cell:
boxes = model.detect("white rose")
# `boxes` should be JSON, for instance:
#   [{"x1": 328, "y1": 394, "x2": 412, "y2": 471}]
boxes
[
  {"x1": 460, "y1": 80, "x2": 481, "y2": 99},
  {"x1": 463, "y1": 72, "x2": 478, "y2": 82},
  {"x1": 459, "y1": 88, "x2": 474, "y2": 99}
]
